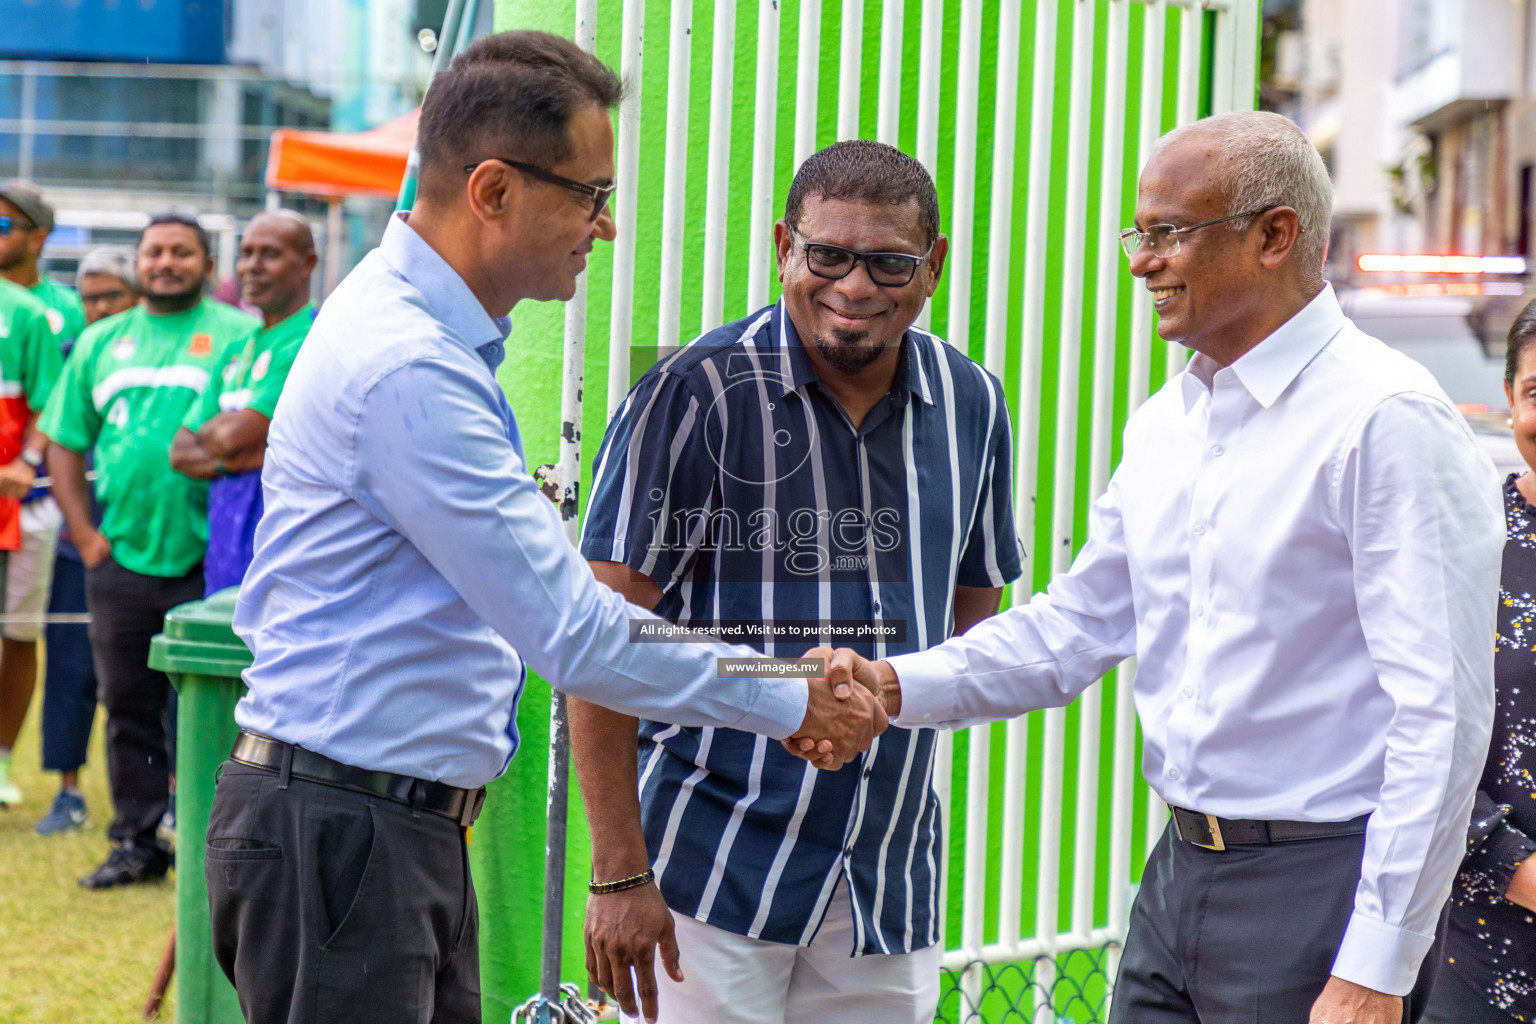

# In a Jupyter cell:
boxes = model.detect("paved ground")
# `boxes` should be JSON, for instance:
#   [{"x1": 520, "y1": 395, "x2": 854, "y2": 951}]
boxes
[{"x1": 0, "y1": 681, "x2": 178, "y2": 1023}]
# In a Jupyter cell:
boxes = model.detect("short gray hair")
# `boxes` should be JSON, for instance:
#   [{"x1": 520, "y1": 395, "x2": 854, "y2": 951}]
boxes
[
  {"x1": 1155, "y1": 110, "x2": 1332, "y2": 289},
  {"x1": 76, "y1": 246, "x2": 138, "y2": 292}
]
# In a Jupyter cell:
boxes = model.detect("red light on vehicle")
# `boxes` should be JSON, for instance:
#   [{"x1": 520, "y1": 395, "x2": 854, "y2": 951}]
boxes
[{"x1": 1356, "y1": 254, "x2": 1528, "y2": 274}]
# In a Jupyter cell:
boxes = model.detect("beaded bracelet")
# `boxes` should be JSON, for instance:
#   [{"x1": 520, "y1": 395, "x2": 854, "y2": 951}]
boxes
[{"x1": 588, "y1": 868, "x2": 655, "y2": 895}]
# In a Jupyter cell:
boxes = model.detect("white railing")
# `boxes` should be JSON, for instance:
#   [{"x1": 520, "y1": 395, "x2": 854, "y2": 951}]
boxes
[{"x1": 564, "y1": 0, "x2": 1261, "y2": 1015}]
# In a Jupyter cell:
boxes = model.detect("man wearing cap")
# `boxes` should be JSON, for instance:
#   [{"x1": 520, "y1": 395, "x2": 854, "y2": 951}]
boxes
[
  {"x1": 172, "y1": 211, "x2": 316, "y2": 594},
  {"x1": 41, "y1": 212, "x2": 257, "y2": 888},
  {"x1": 32, "y1": 247, "x2": 139, "y2": 836},
  {"x1": 0, "y1": 180, "x2": 85, "y2": 816}
]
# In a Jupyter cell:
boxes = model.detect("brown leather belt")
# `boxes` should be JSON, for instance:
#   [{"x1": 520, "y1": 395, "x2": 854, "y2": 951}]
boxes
[
  {"x1": 1170, "y1": 805, "x2": 1370, "y2": 852},
  {"x1": 230, "y1": 730, "x2": 487, "y2": 827}
]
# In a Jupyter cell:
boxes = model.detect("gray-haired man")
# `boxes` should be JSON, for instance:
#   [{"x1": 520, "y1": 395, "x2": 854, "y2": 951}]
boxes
[{"x1": 800, "y1": 111, "x2": 1503, "y2": 1024}]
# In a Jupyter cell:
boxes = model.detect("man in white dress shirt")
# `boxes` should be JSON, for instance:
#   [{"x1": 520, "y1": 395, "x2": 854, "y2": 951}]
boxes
[{"x1": 795, "y1": 111, "x2": 1504, "y2": 1024}]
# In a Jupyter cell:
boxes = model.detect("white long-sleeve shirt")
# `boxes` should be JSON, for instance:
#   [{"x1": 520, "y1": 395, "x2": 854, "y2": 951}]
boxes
[{"x1": 889, "y1": 285, "x2": 1503, "y2": 995}]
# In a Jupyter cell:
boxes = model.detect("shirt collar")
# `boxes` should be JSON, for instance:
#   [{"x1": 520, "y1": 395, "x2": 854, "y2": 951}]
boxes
[
  {"x1": 378, "y1": 212, "x2": 512, "y2": 371},
  {"x1": 771, "y1": 299, "x2": 934, "y2": 405},
  {"x1": 1180, "y1": 283, "x2": 1347, "y2": 412}
]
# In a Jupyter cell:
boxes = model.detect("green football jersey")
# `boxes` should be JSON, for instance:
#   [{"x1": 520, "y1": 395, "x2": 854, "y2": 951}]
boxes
[
  {"x1": 0, "y1": 280, "x2": 64, "y2": 549},
  {"x1": 29, "y1": 276, "x2": 86, "y2": 350},
  {"x1": 40, "y1": 299, "x2": 258, "y2": 577},
  {"x1": 184, "y1": 303, "x2": 313, "y2": 432}
]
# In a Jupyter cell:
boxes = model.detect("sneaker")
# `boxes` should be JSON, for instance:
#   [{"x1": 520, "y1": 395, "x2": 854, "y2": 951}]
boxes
[
  {"x1": 79, "y1": 842, "x2": 171, "y2": 889},
  {"x1": 0, "y1": 755, "x2": 20, "y2": 807},
  {"x1": 157, "y1": 806, "x2": 176, "y2": 846},
  {"x1": 34, "y1": 790, "x2": 87, "y2": 835}
]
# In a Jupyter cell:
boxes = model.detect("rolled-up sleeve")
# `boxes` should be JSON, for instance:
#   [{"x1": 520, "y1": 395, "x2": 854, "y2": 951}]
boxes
[
  {"x1": 348, "y1": 356, "x2": 808, "y2": 739},
  {"x1": 1330, "y1": 393, "x2": 1503, "y2": 995}
]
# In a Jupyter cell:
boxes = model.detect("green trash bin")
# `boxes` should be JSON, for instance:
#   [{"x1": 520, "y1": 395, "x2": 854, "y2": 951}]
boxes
[{"x1": 148, "y1": 586, "x2": 250, "y2": 1024}]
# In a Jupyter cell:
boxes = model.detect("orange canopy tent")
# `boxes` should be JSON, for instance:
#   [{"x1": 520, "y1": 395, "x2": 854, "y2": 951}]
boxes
[{"x1": 265, "y1": 109, "x2": 418, "y2": 198}]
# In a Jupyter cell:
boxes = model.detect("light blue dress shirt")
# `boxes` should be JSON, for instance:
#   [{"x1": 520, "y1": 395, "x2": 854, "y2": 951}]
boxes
[{"x1": 233, "y1": 213, "x2": 808, "y2": 789}]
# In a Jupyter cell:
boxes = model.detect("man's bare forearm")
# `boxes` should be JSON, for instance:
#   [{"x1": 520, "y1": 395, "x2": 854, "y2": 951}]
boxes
[
  {"x1": 570, "y1": 696, "x2": 651, "y2": 877},
  {"x1": 170, "y1": 427, "x2": 220, "y2": 479},
  {"x1": 46, "y1": 442, "x2": 94, "y2": 538}
]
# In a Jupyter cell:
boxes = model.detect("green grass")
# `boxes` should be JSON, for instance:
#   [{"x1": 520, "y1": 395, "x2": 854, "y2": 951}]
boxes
[{"x1": 0, "y1": 683, "x2": 178, "y2": 1024}]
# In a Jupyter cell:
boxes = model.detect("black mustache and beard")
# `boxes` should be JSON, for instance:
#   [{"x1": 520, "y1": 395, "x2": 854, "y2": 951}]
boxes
[{"x1": 812, "y1": 326, "x2": 885, "y2": 374}]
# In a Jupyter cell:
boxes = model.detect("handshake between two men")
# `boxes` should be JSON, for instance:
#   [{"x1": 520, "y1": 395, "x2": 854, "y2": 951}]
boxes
[{"x1": 785, "y1": 647, "x2": 893, "y2": 770}]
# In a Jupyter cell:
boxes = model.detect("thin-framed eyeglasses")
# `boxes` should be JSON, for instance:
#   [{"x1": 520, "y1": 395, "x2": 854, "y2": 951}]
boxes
[
  {"x1": 463, "y1": 158, "x2": 616, "y2": 221},
  {"x1": 794, "y1": 234, "x2": 935, "y2": 287},
  {"x1": 1119, "y1": 205, "x2": 1296, "y2": 259},
  {"x1": 0, "y1": 215, "x2": 35, "y2": 237}
]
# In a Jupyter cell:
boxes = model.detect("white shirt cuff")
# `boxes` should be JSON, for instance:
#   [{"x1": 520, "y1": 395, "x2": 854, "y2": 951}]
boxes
[
  {"x1": 887, "y1": 648, "x2": 958, "y2": 727},
  {"x1": 1330, "y1": 911, "x2": 1436, "y2": 997},
  {"x1": 730, "y1": 678, "x2": 809, "y2": 740}
]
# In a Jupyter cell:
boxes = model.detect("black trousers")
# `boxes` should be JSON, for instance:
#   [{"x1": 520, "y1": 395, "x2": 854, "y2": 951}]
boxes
[
  {"x1": 206, "y1": 761, "x2": 481, "y2": 1024},
  {"x1": 41, "y1": 555, "x2": 97, "y2": 773},
  {"x1": 84, "y1": 557, "x2": 203, "y2": 846},
  {"x1": 1109, "y1": 823, "x2": 1445, "y2": 1024}
]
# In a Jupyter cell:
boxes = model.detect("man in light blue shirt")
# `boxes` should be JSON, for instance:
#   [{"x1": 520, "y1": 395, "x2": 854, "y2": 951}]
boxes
[{"x1": 208, "y1": 31, "x2": 883, "y2": 1024}]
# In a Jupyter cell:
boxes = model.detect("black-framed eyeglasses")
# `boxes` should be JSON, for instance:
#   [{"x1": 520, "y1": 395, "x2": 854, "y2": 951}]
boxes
[
  {"x1": 464, "y1": 158, "x2": 616, "y2": 221},
  {"x1": 795, "y1": 234, "x2": 935, "y2": 287},
  {"x1": 1119, "y1": 205, "x2": 1296, "y2": 259},
  {"x1": 0, "y1": 215, "x2": 34, "y2": 237}
]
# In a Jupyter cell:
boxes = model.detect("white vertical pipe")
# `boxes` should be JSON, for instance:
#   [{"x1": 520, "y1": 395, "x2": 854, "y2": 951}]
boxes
[
  {"x1": 656, "y1": 0, "x2": 692, "y2": 356},
  {"x1": 838, "y1": 0, "x2": 864, "y2": 140},
  {"x1": 1071, "y1": 684, "x2": 1103, "y2": 940},
  {"x1": 700, "y1": 0, "x2": 737, "y2": 332},
  {"x1": 793, "y1": 0, "x2": 823, "y2": 169},
  {"x1": 1165, "y1": 2, "x2": 1202, "y2": 384},
  {"x1": 998, "y1": 715, "x2": 1029, "y2": 949},
  {"x1": 933, "y1": 729, "x2": 955, "y2": 953},
  {"x1": 1049, "y1": 0, "x2": 1097, "y2": 577},
  {"x1": 607, "y1": 0, "x2": 645, "y2": 419},
  {"x1": 981, "y1": 0, "x2": 1022, "y2": 380},
  {"x1": 944, "y1": 1, "x2": 983, "y2": 352},
  {"x1": 1127, "y1": 0, "x2": 1165, "y2": 413},
  {"x1": 1146, "y1": 784, "x2": 1168, "y2": 871},
  {"x1": 1088, "y1": 0, "x2": 1129, "y2": 499},
  {"x1": 1013, "y1": 0, "x2": 1059, "y2": 595},
  {"x1": 746, "y1": 0, "x2": 781, "y2": 312},
  {"x1": 961, "y1": 725, "x2": 992, "y2": 1012},
  {"x1": 1033, "y1": 705, "x2": 1066, "y2": 1023},
  {"x1": 1217, "y1": 0, "x2": 1260, "y2": 114},
  {"x1": 914, "y1": 0, "x2": 943, "y2": 330},
  {"x1": 876, "y1": 0, "x2": 904, "y2": 145},
  {"x1": 1107, "y1": 660, "x2": 1139, "y2": 935},
  {"x1": 566, "y1": 2, "x2": 596, "y2": 532}
]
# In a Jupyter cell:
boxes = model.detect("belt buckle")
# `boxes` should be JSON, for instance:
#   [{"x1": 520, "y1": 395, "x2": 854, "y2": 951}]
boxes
[
  {"x1": 1175, "y1": 809, "x2": 1227, "y2": 852},
  {"x1": 459, "y1": 787, "x2": 486, "y2": 828}
]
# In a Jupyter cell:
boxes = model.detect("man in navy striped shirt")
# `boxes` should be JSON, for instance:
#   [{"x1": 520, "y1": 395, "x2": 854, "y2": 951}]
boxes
[{"x1": 574, "y1": 141, "x2": 1023, "y2": 1024}]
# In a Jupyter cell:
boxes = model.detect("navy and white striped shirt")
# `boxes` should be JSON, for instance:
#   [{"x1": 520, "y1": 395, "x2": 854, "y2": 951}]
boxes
[{"x1": 582, "y1": 301, "x2": 1022, "y2": 954}]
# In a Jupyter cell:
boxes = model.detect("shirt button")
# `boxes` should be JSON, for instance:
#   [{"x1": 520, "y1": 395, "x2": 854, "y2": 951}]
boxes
[
  {"x1": 1169, "y1": 768, "x2": 1182, "y2": 781},
  {"x1": 1211, "y1": 444, "x2": 1224, "y2": 456},
  {"x1": 863, "y1": 767, "x2": 873, "y2": 780},
  {"x1": 1192, "y1": 605, "x2": 1204, "y2": 619},
  {"x1": 844, "y1": 846, "x2": 853, "y2": 856},
  {"x1": 872, "y1": 601, "x2": 881, "y2": 614},
  {"x1": 1181, "y1": 686, "x2": 1194, "y2": 698},
  {"x1": 1192, "y1": 523, "x2": 1206, "y2": 536}
]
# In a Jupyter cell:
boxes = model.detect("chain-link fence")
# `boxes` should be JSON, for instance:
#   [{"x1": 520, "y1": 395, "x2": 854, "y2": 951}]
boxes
[{"x1": 936, "y1": 947, "x2": 1120, "y2": 1024}]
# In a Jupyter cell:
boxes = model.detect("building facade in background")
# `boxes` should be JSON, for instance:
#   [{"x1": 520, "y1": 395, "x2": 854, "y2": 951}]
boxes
[
  {"x1": 1267, "y1": 0, "x2": 1536, "y2": 276},
  {"x1": 0, "y1": 0, "x2": 443, "y2": 283}
]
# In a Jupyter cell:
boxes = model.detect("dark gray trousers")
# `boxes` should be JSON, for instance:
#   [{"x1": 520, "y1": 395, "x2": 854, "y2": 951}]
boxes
[
  {"x1": 1108, "y1": 823, "x2": 1445, "y2": 1024},
  {"x1": 206, "y1": 761, "x2": 481, "y2": 1024},
  {"x1": 85, "y1": 556, "x2": 203, "y2": 846}
]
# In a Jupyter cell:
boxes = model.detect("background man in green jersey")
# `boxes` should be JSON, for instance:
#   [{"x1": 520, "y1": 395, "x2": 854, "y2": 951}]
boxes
[
  {"x1": 0, "y1": 181, "x2": 85, "y2": 819},
  {"x1": 173, "y1": 210, "x2": 316, "y2": 593},
  {"x1": 0, "y1": 277, "x2": 62, "y2": 809},
  {"x1": 33, "y1": 247, "x2": 141, "y2": 836},
  {"x1": 41, "y1": 212, "x2": 258, "y2": 888}
]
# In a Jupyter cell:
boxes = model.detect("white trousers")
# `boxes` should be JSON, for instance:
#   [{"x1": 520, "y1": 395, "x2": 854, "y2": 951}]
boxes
[{"x1": 621, "y1": 876, "x2": 942, "y2": 1024}]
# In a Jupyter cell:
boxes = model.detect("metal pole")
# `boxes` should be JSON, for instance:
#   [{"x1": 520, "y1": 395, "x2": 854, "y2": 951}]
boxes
[
  {"x1": 875, "y1": 0, "x2": 903, "y2": 145},
  {"x1": 912, "y1": 0, "x2": 942, "y2": 330},
  {"x1": 324, "y1": 197, "x2": 344, "y2": 297},
  {"x1": 396, "y1": 0, "x2": 466, "y2": 212},
  {"x1": 792, "y1": 0, "x2": 822, "y2": 170},
  {"x1": 745, "y1": 0, "x2": 781, "y2": 312},
  {"x1": 536, "y1": 9, "x2": 596, "y2": 1021},
  {"x1": 837, "y1": 0, "x2": 864, "y2": 140},
  {"x1": 944, "y1": 1, "x2": 983, "y2": 353},
  {"x1": 700, "y1": 0, "x2": 738, "y2": 332},
  {"x1": 656, "y1": 0, "x2": 693, "y2": 359},
  {"x1": 607, "y1": 0, "x2": 646, "y2": 420}
]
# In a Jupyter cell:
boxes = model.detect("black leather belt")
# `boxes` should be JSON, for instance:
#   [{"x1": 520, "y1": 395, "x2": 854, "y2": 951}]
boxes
[
  {"x1": 1170, "y1": 805, "x2": 1370, "y2": 852},
  {"x1": 230, "y1": 730, "x2": 487, "y2": 827}
]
